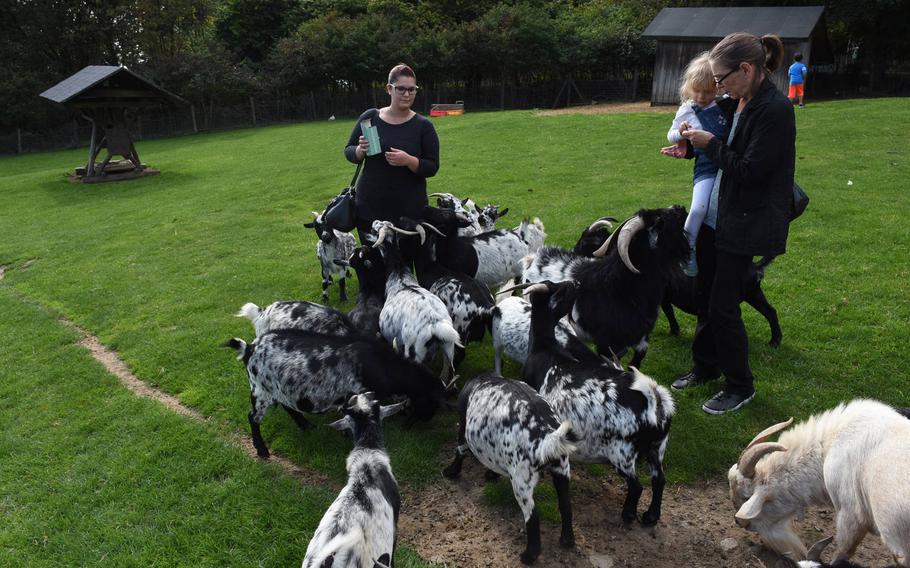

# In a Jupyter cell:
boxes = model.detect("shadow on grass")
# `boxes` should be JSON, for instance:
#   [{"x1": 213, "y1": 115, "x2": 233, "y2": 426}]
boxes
[{"x1": 35, "y1": 170, "x2": 200, "y2": 206}]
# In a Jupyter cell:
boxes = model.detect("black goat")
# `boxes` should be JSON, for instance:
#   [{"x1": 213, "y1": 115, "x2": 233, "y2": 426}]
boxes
[{"x1": 335, "y1": 245, "x2": 386, "y2": 338}]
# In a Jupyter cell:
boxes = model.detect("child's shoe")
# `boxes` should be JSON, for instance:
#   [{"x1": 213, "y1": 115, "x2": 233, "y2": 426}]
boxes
[{"x1": 683, "y1": 248, "x2": 698, "y2": 277}]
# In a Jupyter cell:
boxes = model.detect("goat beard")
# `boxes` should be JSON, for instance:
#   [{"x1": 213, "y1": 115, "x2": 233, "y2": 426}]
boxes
[{"x1": 756, "y1": 518, "x2": 808, "y2": 561}]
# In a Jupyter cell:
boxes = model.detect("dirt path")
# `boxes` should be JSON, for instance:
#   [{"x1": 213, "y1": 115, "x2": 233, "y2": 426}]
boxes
[
  {"x1": 535, "y1": 102, "x2": 672, "y2": 116},
  {"x1": 58, "y1": 313, "x2": 893, "y2": 568}
]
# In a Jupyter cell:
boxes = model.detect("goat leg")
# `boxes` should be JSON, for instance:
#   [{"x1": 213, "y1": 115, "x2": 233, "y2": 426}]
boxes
[
  {"x1": 551, "y1": 471, "x2": 575, "y2": 548},
  {"x1": 619, "y1": 466, "x2": 643, "y2": 525},
  {"x1": 641, "y1": 447, "x2": 666, "y2": 526},
  {"x1": 281, "y1": 404, "x2": 312, "y2": 432},
  {"x1": 661, "y1": 299, "x2": 681, "y2": 336},
  {"x1": 442, "y1": 445, "x2": 469, "y2": 480},
  {"x1": 744, "y1": 286, "x2": 781, "y2": 347},
  {"x1": 338, "y1": 276, "x2": 347, "y2": 302}
]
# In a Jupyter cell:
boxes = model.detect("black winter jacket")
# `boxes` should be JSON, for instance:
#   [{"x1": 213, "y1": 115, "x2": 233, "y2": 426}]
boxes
[{"x1": 697, "y1": 78, "x2": 796, "y2": 256}]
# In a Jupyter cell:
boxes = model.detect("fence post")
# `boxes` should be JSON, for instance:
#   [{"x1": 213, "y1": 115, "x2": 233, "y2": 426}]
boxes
[
  {"x1": 631, "y1": 68, "x2": 639, "y2": 100},
  {"x1": 190, "y1": 104, "x2": 198, "y2": 133},
  {"x1": 73, "y1": 119, "x2": 79, "y2": 148},
  {"x1": 250, "y1": 96, "x2": 257, "y2": 126},
  {"x1": 17, "y1": 127, "x2": 22, "y2": 154}
]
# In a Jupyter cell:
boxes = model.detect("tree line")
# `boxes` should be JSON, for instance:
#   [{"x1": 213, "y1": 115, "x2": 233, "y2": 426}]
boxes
[{"x1": 1, "y1": 0, "x2": 907, "y2": 133}]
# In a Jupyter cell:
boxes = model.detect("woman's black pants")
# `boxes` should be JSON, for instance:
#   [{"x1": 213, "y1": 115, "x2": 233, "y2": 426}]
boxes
[{"x1": 691, "y1": 226, "x2": 755, "y2": 396}]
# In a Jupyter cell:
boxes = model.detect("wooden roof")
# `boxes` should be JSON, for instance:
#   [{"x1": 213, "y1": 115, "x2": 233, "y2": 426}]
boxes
[
  {"x1": 39, "y1": 65, "x2": 186, "y2": 107},
  {"x1": 642, "y1": 6, "x2": 824, "y2": 41}
]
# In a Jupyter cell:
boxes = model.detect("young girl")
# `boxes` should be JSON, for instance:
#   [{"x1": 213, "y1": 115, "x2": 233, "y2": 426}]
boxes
[{"x1": 662, "y1": 53, "x2": 728, "y2": 277}]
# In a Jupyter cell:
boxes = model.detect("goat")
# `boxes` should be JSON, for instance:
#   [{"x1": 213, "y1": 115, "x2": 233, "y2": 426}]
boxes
[
  {"x1": 798, "y1": 536, "x2": 903, "y2": 568},
  {"x1": 423, "y1": 206, "x2": 546, "y2": 290},
  {"x1": 572, "y1": 219, "x2": 782, "y2": 346},
  {"x1": 729, "y1": 400, "x2": 910, "y2": 566},
  {"x1": 223, "y1": 329, "x2": 445, "y2": 458},
  {"x1": 521, "y1": 280, "x2": 675, "y2": 526},
  {"x1": 305, "y1": 211, "x2": 356, "y2": 301},
  {"x1": 523, "y1": 207, "x2": 690, "y2": 367},
  {"x1": 372, "y1": 221, "x2": 462, "y2": 383},
  {"x1": 477, "y1": 203, "x2": 509, "y2": 233},
  {"x1": 237, "y1": 300, "x2": 356, "y2": 337},
  {"x1": 302, "y1": 393, "x2": 402, "y2": 568},
  {"x1": 400, "y1": 217, "x2": 496, "y2": 367},
  {"x1": 334, "y1": 245, "x2": 386, "y2": 338},
  {"x1": 443, "y1": 373, "x2": 576, "y2": 565},
  {"x1": 490, "y1": 295, "x2": 600, "y2": 375},
  {"x1": 430, "y1": 192, "x2": 481, "y2": 236}
]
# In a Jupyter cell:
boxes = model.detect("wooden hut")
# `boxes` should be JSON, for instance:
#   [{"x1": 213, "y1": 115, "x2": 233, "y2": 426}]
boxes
[
  {"x1": 40, "y1": 65, "x2": 186, "y2": 182},
  {"x1": 641, "y1": 6, "x2": 829, "y2": 105}
]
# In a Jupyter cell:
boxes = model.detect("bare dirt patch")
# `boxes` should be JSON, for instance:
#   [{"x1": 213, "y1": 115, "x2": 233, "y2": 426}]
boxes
[
  {"x1": 399, "y1": 458, "x2": 894, "y2": 568},
  {"x1": 0, "y1": 265, "x2": 6, "y2": 280},
  {"x1": 535, "y1": 102, "x2": 672, "y2": 117}
]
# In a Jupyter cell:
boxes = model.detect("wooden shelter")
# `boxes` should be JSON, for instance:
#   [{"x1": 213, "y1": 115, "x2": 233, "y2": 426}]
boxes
[
  {"x1": 641, "y1": 6, "x2": 829, "y2": 105},
  {"x1": 40, "y1": 65, "x2": 186, "y2": 182}
]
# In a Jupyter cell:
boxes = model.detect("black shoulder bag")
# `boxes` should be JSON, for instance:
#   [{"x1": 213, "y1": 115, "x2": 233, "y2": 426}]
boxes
[
  {"x1": 791, "y1": 182, "x2": 809, "y2": 221},
  {"x1": 323, "y1": 161, "x2": 363, "y2": 233}
]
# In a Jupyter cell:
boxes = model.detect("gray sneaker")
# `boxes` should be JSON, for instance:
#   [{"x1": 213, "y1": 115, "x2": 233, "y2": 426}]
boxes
[
  {"x1": 702, "y1": 390, "x2": 755, "y2": 415},
  {"x1": 671, "y1": 371, "x2": 716, "y2": 391},
  {"x1": 683, "y1": 249, "x2": 698, "y2": 277}
]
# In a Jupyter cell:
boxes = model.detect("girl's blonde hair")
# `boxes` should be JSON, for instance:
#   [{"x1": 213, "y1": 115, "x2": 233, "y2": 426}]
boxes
[{"x1": 678, "y1": 52, "x2": 716, "y2": 104}]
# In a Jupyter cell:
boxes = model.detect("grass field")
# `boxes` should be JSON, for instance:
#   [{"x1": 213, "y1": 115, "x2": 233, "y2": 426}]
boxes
[{"x1": 1, "y1": 98, "x2": 908, "y2": 565}]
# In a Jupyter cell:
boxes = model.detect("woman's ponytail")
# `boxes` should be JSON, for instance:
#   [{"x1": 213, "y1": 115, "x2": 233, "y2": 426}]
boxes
[{"x1": 761, "y1": 35, "x2": 784, "y2": 73}]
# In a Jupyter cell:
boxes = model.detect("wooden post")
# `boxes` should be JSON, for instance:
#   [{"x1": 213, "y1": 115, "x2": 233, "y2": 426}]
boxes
[
  {"x1": 84, "y1": 115, "x2": 97, "y2": 177},
  {"x1": 17, "y1": 127, "x2": 22, "y2": 154},
  {"x1": 631, "y1": 68, "x2": 639, "y2": 100},
  {"x1": 190, "y1": 104, "x2": 198, "y2": 133},
  {"x1": 250, "y1": 96, "x2": 257, "y2": 125},
  {"x1": 73, "y1": 119, "x2": 79, "y2": 148}
]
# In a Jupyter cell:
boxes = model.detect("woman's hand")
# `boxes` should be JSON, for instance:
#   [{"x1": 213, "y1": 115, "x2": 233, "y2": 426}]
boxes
[
  {"x1": 385, "y1": 147, "x2": 417, "y2": 170},
  {"x1": 660, "y1": 140, "x2": 687, "y2": 158},
  {"x1": 681, "y1": 128, "x2": 714, "y2": 149},
  {"x1": 355, "y1": 135, "x2": 369, "y2": 161}
]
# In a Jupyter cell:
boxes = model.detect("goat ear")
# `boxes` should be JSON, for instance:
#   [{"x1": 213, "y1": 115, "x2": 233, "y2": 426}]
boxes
[
  {"x1": 735, "y1": 490, "x2": 767, "y2": 521},
  {"x1": 333, "y1": 259, "x2": 350, "y2": 267},
  {"x1": 498, "y1": 208, "x2": 509, "y2": 218},
  {"x1": 303, "y1": 221, "x2": 316, "y2": 228},
  {"x1": 328, "y1": 415, "x2": 355, "y2": 432},
  {"x1": 380, "y1": 400, "x2": 407, "y2": 420}
]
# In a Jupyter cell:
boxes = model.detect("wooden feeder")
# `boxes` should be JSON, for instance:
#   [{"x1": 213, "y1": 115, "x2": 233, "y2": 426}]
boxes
[{"x1": 39, "y1": 65, "x2": 187, "y2": 183}]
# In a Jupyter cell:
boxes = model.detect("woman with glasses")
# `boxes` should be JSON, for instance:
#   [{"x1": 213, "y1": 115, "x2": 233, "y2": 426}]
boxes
[
  {"x1": 669, "y1": 33, "x2": 796, "y2": 415},
  {"x1": 344, "y1": 63, "x2": 440, "y2": 250}
]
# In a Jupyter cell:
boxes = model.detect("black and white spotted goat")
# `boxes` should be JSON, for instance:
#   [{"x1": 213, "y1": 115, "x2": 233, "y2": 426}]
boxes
[
  {"x1": 422, "y1": 206, "x2": 546, "y2": 290},
  {"x1": 224, "y1": 329, "x2": 445, "y2": 458},
  {"x1": 522, "y1": 207, "x2": 690, "y2": 367},
  {"x1": 305, "y1": 211, "x2": 357, "y2": 302},
  {"x1": 443, "y1": 372, "x2": 577, "y2": 565},
  {"x1": 572, "y1": 219, "x2": 783, "y2": 347},
  {"x1": 400, "y1": 217, "x2": 496, "y2": 367},
  {"x1": 237, "y1": 300, "x2": 356, "y2": 337},
  {"x1": 302, "y1": 393, "x2": 402, "y2": 568},
  {"x1": 522, "y1": 280, "x2": 675, "y2": 526},
  {"x1": 372, "y1": 220, "x2": 462, "y2": 382}
]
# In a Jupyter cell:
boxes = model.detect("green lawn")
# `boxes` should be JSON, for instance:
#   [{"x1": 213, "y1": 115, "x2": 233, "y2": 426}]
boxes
[{"x1": 1, "y1": 98, "x2": 909, "y2": 563}]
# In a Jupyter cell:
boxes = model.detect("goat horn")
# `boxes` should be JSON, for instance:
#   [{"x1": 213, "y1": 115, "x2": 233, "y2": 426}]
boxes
[
  {"x1": 415, "y1": 225, "x2": 426, "y2": 246},
  {"x1": 389, "y1": 225, "x2": 419, "y2": 236},
  {"x1": 524, "y1": 283, "x2": 550, "y2": 296},
  {"x1": 737, "y1": 442, "x2": 787, "y2": 479},
  {"x1": 495, "y1": 282, "x2": 536, "y2": 296},
  {"x1": 372, "y1": 228, "x2": 389, "y2": 248},
  {"x1": 420, "y1": 222, "x2": 446, "y2": 236},
  {"x1": 311, "y1": 210, "x2": 321, "y2": 218},
  {"x1": 428, "y1": 193, "x2": 451, "y2": 199},
  {"x1": 588, "y1": 217, "x2": 618, "y2": 232},
  {"x1": 615, "y1": 216, "x2": 646, "y2": 274},
  {"x1": 746, "y1": 417, "x2": 794, "y2": 449},
  {"x1": 592, "y1": 216, "x2": 633, "y2": 257},
  {"x1": 806, "y1": 536, "x2": 833, "y2": 561}
]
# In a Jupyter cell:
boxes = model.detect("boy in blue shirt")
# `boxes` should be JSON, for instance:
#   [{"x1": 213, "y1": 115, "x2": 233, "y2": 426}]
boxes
[{"x1": 788, "y1": 53, "x2": 807, "y2": 107}]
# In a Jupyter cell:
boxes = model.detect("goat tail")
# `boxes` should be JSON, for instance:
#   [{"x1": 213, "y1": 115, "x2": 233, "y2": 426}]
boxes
[
  {"x1": 236, "y1": 302, "x2": 262, "y2": 322},
  {"x1": 536, "y1": 421, "x2": 577, "y2": 465},
  {"x1": 434, "y1": 321, "x2": 463, "y2": 349},
  {"x1": 308, "y1": 525, "x2": 365, "y2": 568},
  {"x1": 629, "y1": 366, "x2": 677, "y2": 422},
  {"x1": 222, "y1": 337, "x2": 252, "y2": 361},
  {"x1": 753, "y1": 256, "x2": 777, "y2": 281}
]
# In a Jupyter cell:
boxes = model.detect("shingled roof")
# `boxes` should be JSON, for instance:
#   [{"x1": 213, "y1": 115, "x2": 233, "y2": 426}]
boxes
[
  {"x1": 40, "y1": 65, "x2": 186, "y2": 107},
  {"x1": 642, "y1": 6, "x2": 824, "y2": 41}
]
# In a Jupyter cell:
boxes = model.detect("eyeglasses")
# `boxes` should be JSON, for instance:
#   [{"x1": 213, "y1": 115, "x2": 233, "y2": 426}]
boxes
[
  {"x1": 391, "y1": 84, "x2": 419, "y2": 95},
  {"x1": 713, "y1": 67, "x2": 740, "y2": 85}
]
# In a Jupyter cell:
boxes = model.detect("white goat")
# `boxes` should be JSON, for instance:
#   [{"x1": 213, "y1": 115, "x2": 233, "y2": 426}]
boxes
[{"x1": 729, "y1": 399, "x2": 910, "y2": 566}]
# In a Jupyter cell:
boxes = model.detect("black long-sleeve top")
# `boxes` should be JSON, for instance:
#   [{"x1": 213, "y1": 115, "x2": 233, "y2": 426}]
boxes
[{"x1": 344, "y1": 108, "x2": 440, "y2": 225}]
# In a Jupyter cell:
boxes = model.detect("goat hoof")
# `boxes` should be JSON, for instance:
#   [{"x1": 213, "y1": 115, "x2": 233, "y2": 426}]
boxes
[
  {"x1": 640, "y1": 512, "x2": 659, "y2": 527},
  {"x1": 769, "y1": 337, "x2": 782, "y2": 348},
  {"x1": 519, "y1": 550, "x2": 539, "y2": 565},
  {"x1": 256, "y1": 450, "x2": 270, "y2": 460},
  {"x1": 621, "y1": 512, "x2": 637, "y2": 526},
  {"x1": 484, "y1": 470, "x2": 501, "y2": 482},
  {"x1": 442, "y1": 465, "x2": 461, "y2": 480},
  {"x1": 669, "y1": 327, "x2": 680, "y2": 336},
  {"x1": 559, "y1": 535, "x2": 575, "y2": 549}
]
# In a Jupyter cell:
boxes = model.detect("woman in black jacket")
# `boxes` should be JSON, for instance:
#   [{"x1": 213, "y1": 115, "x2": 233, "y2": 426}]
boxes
[
  {"x1": 671, "y1": 32, "x2": 796, "y2": 414},
  {"x1": 344, "y1": 64, "x2": 440, "y2": 251}
]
